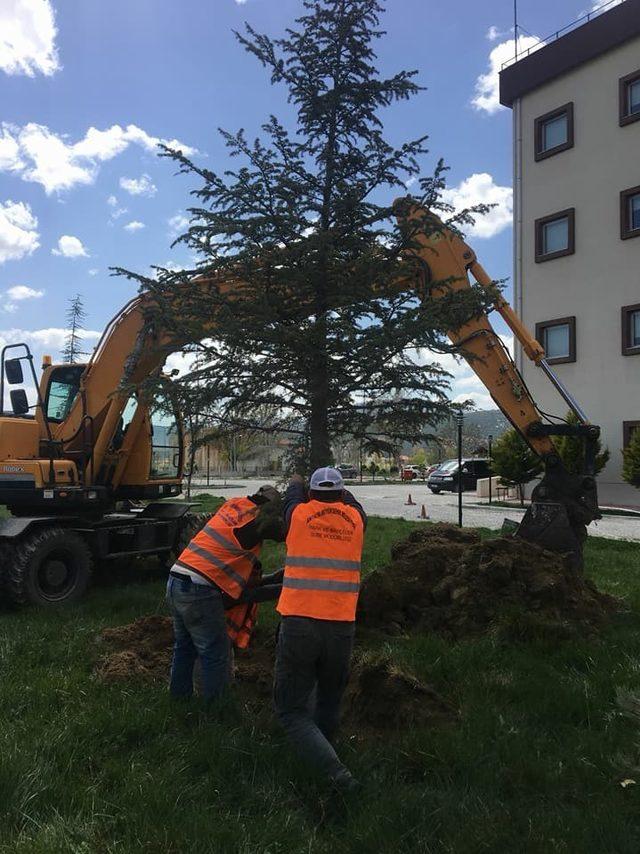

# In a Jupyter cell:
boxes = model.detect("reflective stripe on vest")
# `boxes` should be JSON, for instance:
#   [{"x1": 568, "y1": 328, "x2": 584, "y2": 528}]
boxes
[
  {"x1": 177, "y1": 496, "x2": 260, "y2": 598},
  {"x1": 277, "y1": 499, "x2": 364, "y2": 621}
]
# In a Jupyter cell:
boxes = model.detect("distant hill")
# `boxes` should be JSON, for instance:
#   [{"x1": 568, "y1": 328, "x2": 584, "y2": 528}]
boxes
[{"x1": 465, "y1": 409, "x2": 510, "y2": 437}]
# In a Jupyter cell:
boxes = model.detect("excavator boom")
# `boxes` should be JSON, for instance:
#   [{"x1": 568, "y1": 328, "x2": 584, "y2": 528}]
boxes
[{"x1": 396, "y1": 201, "x2": 601, "y2": 569}]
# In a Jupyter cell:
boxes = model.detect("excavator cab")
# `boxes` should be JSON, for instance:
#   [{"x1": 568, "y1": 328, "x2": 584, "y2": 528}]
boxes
[{"x1": 0, "y1": 340, "x2": 192, "y2": 607}]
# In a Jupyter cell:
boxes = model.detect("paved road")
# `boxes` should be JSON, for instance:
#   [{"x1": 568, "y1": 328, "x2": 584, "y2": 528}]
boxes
[{"x1": 190, "y1": 479, "x2": 640, "y2": 543}]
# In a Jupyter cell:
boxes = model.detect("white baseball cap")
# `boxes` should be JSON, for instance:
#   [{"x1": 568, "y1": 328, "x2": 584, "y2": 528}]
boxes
[{"x1": 309, "y1": 466, "x2": 344, "y2": 491}]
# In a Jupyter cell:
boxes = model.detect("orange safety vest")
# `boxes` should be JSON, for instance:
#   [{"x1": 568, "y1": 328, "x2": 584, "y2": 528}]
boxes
[
  {"x1": 226, "y1": 602, "x2": 258, "y2": 649},
  {"x1": 176, "y1": 497, "x2": 261, "y2": 599},
  {"x1": 277, "y1": 499, "x2": 364, "y2": 621}
]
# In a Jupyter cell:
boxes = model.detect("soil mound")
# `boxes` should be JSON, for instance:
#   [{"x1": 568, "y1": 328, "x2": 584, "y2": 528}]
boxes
[
  {"x1": 344, "y1": 655, "x2": 457, "y2": 732},
  {"x1": 358, "y1": 523, "x2": 619, "y2": 639},
  {"x1": 95, "y1": 617, "x2": 455, "y2": 733}
]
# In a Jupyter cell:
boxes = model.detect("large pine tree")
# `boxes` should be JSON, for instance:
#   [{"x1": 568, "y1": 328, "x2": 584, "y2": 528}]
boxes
[
  {"x1": 61, "y1": 294, "x2": 88, "y2": 364},
  {"x1": 119, "y1": 0, "x2": 496, "y2": 471}
]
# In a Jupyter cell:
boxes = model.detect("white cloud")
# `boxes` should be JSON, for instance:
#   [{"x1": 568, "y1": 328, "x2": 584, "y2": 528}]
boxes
[
  {"x1": 472, "y1": 35, "x2": 543, "y2": 114},
  {"x1": 6, "y1": 285, "x2": 44, "y2": 300},
  {"x1": 1, "y1": 284, "x2": 44, "y2": 313},
  {"x1": 52, "y1": 235, "x2": 88, "y2": 258},
  {"x1": 107, "y1": 194, "x2": 118, "y2": 207},
  {"x1": 124, "y1": 220, "x2": 145, "y2": 232},
  {"x1": 88, "y1": 268, "x2": 98, "y2": 276},
  {"x1": 119, "y1": 174, "x2": 157, "y2": 197},
  {"x1": 0, "y1": 200, "x2": 39, "y2": 263},
  {"x1": 441, "y1": 173, "x2": 512, "y2": 239},
  {"x1": 0, "y1": 122, "x2": 196, "y2": 194},
  {"x1": 0, "y1": 0, "x2": 59, "y2": 77},
  {"x1": 168, "y1": 212, "x2": 190, "y2": 238}
]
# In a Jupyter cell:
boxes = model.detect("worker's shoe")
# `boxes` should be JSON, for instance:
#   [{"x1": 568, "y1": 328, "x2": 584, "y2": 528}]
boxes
[{"x1": 331, "y1": 768, "x2": 361, "y2": 794}]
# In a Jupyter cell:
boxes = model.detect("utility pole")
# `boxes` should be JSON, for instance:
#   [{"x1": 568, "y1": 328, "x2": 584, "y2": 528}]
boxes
[
  {"x1": 488, "y1": 434, "x2": 493, "y2": 505},
  {"x1": 514, "y1": 0, "x2": 519, "y2": 61},
  {"x1": 457, "y1": 411, "x2": 464, "y2": 528}
]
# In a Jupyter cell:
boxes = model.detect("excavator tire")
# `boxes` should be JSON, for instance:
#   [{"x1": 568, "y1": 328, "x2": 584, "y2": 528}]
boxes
[
  {"x1": 6, "y1": 527, "x2": 93, "y2": 607},
  {"x1": 161, "y1": 512, "x2": 210, "y2": 571}
]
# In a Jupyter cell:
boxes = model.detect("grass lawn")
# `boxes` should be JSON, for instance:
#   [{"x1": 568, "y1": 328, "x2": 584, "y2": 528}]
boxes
[{"x1": 2, "y1": 499, "x2": 640, "y2": 853}]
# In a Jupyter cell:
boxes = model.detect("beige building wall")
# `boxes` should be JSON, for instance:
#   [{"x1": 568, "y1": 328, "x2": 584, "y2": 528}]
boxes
[{"x1": 513, "y1": 36, "x2": 640, "y2": 507}]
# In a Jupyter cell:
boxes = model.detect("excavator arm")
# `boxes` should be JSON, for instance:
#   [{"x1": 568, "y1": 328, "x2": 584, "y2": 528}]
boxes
[{"x1": 396, "y1": 200, "x2": 601, "y2": 569}]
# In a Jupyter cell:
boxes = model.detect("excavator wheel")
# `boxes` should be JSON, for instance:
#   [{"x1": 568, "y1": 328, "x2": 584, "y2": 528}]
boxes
[
  {"x1": 160, "y1": 512, "x2": 210, "y2": 571},
  {"x1": 6, "y1": 527, "x2": 93, "y2": 607}
]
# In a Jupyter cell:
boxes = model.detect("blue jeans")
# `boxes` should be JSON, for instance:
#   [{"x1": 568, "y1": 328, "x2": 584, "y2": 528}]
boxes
[{"x1": 166, "y1": 576, "x2": 230, "y2": 701}]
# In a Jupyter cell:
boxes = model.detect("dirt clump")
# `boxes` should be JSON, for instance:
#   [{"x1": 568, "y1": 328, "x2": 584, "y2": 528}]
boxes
[
  {"x1": 358, "y1": 523, "x2": 619, "y2": 639},
  {"x1": 96, "y1": 615, "x2": 174, "y2": 683},
  {"x1": 344, "y1": 655, "x2": 457, "y2": 733}
]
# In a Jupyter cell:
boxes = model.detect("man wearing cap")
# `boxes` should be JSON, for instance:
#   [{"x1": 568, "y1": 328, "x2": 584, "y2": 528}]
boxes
[
  {"x1": 166, "y1": 485, "x2": 284, "y2": 701},
  {"x1": 274, "y1": 467, "x2": 366, "y2": 792}
]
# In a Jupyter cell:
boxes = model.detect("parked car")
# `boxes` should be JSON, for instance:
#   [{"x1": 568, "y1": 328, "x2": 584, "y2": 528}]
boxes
[
  {"x1": 401, "y1": 464, "x2": 425, "y2": 481},
  {"x1": 427, "y1": 458, "x2": 492, "y2": 493},
  {"x1": 424, "y1": 463, "x2": 441, "y2": 477},
  {"x1": 336, "y1": 464, "x2": 358, "y2": 479}
]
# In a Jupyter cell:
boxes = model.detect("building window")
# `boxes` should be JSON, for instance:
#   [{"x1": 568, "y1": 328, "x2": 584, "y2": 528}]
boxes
[
  {"x1": 535, "y1": 316, "x2": 576, "y2": 364},
  {"x1": 623, "y1": 421, "x2": 640, "y2": 448},
  {"x1": 534, "y1": 103, "x2": 574, "y2": 161},
  {"x1": 622, "y1": 304, "x2": 640, "y2": 356},
  {"x1": 535, "y1": 209, "x2": 575, "y2": 262},
  {"x1": 620, "y1": 186, "x2": 640, "y2": 239},
  {"x1": 619, "y1": 69, "x2": 640, "y2": 127}
]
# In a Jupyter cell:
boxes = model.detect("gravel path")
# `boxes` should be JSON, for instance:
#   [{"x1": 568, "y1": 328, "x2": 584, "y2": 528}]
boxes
[{"x1": 190, "y1": 479, "x2": 640, "y2": 543}]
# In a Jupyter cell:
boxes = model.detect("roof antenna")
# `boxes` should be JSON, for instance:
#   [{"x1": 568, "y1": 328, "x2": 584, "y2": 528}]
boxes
[{"x1": 514, "y1": 0, "x2": 519, "y2": 61}]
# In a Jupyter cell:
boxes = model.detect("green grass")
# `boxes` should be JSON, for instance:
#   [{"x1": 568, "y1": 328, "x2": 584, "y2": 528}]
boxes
[{"x1": 2, "y1": 502, "x2": 640, "y2": 852}]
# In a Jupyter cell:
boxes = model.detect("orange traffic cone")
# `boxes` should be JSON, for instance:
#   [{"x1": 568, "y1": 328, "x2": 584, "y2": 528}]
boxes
[
  {"x1": 420, "y1": 503, "x2": 430, "y2": 519},
  {"x1": 405, "y1": 493, "x2": 415, "y2": 506}
]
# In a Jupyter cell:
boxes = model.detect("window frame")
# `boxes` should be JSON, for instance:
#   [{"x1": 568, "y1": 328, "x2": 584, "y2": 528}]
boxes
[
  {"x1": 535, "y1": 208, "x2": 575, "y2": 262},
  {"x1": 619, "y1": 68, "x2": 640, "y2": 127},
  {"x1": 535, "y1": 316, "x2": 576, "y2": 365},
  {"x1": 623, "y1": 421, "x2": 640, "y2": 448},
  {"x1": 534, "y1": 102, "x2": 574, "y2": 161},
  {"x1": 620, "y1": 185, "x2": 640, "y2": 240},
  {"x1": 621, "y1": 303, "x2": 640, "y2": 356}
]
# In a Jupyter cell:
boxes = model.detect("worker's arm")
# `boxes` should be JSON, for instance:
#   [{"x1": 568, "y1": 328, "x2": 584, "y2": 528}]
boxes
[
  {"x1": 282, "y1": 475, "x2": 307, "y2": 535},
  {"x1": 342, "y1": 489, "x2": 367, "y2": 530}
]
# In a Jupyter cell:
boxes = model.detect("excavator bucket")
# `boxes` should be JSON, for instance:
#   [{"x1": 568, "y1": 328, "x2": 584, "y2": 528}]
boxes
[{"x1": 515, "y1": 501, "x2": 586, "y2": 572}]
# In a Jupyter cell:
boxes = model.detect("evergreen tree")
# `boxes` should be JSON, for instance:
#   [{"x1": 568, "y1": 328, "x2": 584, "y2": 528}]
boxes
[
  {"x1": 61, "y1": 294, "x2": 88, "y2": 364},
  {"x1": 622, "y1": 428, "x2": 640, "y2": 488},
  {"x1": 491, "y1": 428, "x2": 543, "y2": 506},
  {"x1": 118, "y1": 0, "x2": 496, "y2": 472},
  {"x1": 556, "y1": 410, "x2": 610, "y2": 476}
]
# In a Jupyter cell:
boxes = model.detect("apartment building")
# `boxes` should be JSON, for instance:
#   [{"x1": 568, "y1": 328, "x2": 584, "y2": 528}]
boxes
[{"x1": 500, "y1": 0, "x2": 640, "y2": 507}]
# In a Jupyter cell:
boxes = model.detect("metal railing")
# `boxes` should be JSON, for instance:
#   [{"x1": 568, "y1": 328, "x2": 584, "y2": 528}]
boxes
[{"x1": 501, "y1": 0, "x2": 627, "y2": 70}]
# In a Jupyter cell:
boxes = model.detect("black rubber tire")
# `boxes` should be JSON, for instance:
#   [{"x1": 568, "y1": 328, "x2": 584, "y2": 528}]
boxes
[
  {"x1": 429, "y1": 488, "x2": 441, "y2": 494},
  {"x1": 6, "y1": 527, "x2": 93, "y2": 607},
  {"x1": 160, "y1": 512, "x2": 210, "y2": 571}
]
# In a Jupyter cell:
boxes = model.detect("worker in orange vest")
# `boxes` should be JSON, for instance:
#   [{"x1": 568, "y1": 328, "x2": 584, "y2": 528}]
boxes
[
  {"x1": 166, "y1": 485, "x2": 283, "y2": 701},
  {"x1": 274, "y1": 467, "x2": 366, "y2": 792}
]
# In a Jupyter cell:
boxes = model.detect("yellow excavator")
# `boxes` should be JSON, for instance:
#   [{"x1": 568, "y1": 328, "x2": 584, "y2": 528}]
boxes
[{"x1": 0, "y1": 201, "x2": 600, "y2": 606}]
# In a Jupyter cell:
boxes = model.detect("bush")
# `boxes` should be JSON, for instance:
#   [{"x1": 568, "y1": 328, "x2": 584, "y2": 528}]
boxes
[
  {"x1": 556, "y1": 411, "x2": 610, "y2": 476},
  {"x1": 623, "y1": 428, "x2": 640, "y2": 488},
  {"x1": 491, "y1": 429, "x2": 543, "y2": 506}
]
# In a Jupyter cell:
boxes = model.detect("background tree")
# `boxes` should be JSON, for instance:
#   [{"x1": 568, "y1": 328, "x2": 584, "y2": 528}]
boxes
[
  {"x1": 556, "y1": 410, "x2": 610, "y2": 476},
  {"x1": 61, "y1": 294, "x2": 88, "y2": 364},
  {"x1": 491, "y1": 428, "x2": 544, "y2": 506},
  {"x1": 118, "y1": 0, "x2": 496, "y2": 472},
  {"x1": 623, "y1": 429, "x2": 640, "y2": 488}
]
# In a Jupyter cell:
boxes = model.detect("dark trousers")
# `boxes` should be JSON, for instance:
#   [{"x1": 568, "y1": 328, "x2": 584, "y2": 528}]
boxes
[
  {"x1": 166, "y1": 576, "x2": 230, "y2": 701},
  {"x1": 273, "y1": 615, "x2": 355, "y2": 780}
]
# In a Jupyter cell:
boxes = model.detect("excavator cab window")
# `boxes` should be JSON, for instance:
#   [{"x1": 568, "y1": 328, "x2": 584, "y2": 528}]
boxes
[
  {"x1": 45, "y1": 366, "x2": 84, "y2": 423},
  {"x1": 148, "y1": 392, "x2": 182, "y2": 480}
]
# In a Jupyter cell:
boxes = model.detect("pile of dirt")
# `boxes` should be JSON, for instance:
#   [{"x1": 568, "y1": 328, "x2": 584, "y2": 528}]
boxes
[
  {"x1": 96, "y1": 615, "x2": 174, "y2": 682},
  {"x1": 358, "y1": 523, "x2": 619, "y2": 639},
  {"x1": 94, "y1": 617, "x2": 456, "y2": 732},
  {"x1": 344, "y1": 655, "x2": 457, "y2": 732}
]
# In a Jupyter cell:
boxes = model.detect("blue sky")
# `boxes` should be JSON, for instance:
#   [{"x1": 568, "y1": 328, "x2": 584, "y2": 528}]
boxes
[{"x1": 0, "y1": 0, "x2": 614, "y2": 408}]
